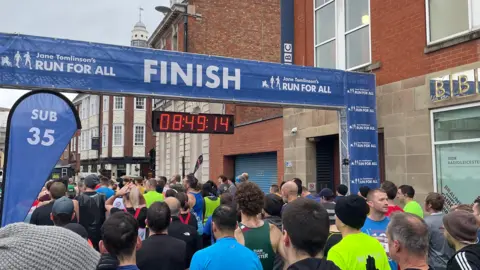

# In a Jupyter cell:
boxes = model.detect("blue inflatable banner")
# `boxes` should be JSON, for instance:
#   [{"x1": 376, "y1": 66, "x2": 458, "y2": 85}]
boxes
[
  {"x1": 1, "y1": 90, "x2": 80, "y2": 226},
  {"x1": 0, "y1": 33, "x2": 345, "y2": 108},
  {"x1": 345, "y1": 72, "x2": 380, "y2": 195}
]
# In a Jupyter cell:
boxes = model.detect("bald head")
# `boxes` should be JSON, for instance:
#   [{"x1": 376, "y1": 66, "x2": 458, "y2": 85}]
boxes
[
  {"x1": 282, "y1": 181, "x2": 298, "y2": 196},
  {"x1": 164, "y1": 197, "x2": 181, "y2": 216}
]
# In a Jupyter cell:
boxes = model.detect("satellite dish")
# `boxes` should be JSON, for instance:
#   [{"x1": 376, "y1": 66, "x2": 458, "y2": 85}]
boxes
[{"x1": 155, "y1": 6, "x2": 171, "y2": 14}]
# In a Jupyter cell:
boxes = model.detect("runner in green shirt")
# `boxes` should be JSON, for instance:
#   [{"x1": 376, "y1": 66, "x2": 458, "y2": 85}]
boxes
[
  {"x1": 327, "y1": 195, "x2": 390, "y2": 270},
  {"x1": 397, "y1": 185, "x2": 424, "y2": 218},
  {"x1": 143, "y1": 179, "x2": 164, "y2": 208}
]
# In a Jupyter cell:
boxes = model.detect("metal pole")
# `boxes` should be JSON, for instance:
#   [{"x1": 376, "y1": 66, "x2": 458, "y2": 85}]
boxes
[{"x1": 182, "y1": 13, "x2": 188, "y2": 178}]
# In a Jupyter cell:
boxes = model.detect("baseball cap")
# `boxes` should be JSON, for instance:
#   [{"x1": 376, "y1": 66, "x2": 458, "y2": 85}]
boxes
[
  {"x1": 84, "y1": 174, "x2": 99, "y2": 189},
  {"x1": 319, "y1": 188, "x2": 334, "y2": 198},
  {"x1": 52, "y1": 196, "x2": 74, "y2": 216}
]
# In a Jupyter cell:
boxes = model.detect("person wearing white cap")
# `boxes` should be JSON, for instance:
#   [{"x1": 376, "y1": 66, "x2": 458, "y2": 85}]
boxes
[{"x1": 0, "y1": 222, "x2": 99, "y2": 269}]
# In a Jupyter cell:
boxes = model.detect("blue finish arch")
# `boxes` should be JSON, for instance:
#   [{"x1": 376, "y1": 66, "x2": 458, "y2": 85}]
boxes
[{"x1": 0, "y1": 32, "x2": 379, "y2": 194}]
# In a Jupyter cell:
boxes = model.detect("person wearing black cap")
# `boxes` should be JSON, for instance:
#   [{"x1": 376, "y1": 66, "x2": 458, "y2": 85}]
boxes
[
  {"x1": 50, "y1": 196, "x2": 91, "y2": 246},
  {"x1": 75, "y1": 174, "x2": 106, "y2": 251},
  {"x1": 443, "y1": 210, "x2": 480, "y2": 270},
  {"x1": 326, "y1": 195, "x2": 390, "y2": 270}
]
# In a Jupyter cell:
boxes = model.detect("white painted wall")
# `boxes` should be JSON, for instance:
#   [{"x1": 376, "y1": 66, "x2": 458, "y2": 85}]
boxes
[
  {"x1": 113, "y1": 110, "x2": 125, "y2": 124},
  {"x1": 134, "y1": 110, "x2": 146, "y2": 124},
  {"x1": 112, "y1": 147, "x2": 124, "y2": 157},
  {"x1": 155, "y1": 101, "x2": 222, "y2": 181},
  {"x1": 133, "y1": 146, "x2": 144, "y2": 157}
]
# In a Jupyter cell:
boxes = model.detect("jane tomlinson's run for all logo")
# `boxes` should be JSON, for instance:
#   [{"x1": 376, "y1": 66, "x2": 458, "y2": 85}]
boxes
[
  {"x1": 1, "y1": 51, "x2": 33, "y2": 69},
  {"x1": 261, "y1": 75, "x2": 332, "y2": 94}
]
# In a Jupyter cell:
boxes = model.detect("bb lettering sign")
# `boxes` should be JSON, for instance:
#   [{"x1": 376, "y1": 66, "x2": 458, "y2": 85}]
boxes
[{"x1": 430, "y1": 69, "x2": 480, "y2": 102}]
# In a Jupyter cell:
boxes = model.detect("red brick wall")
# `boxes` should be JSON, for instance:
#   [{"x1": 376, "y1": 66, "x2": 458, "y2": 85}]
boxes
[
  {"x1": 295, "y1": 0, "x2": 480, "y2": 86},
  {"x1": 209, "y1": 117, "x2": 284, "y2": 184},
  {"x1": 152, "y1": 0, "x2": 284, "y2": 180},
  {"x1": 190, "y1": 0, "x2": 282, "y2": 124}
]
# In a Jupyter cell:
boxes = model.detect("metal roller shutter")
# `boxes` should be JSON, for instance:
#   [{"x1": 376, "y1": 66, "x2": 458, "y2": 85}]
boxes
[
  {"x1": 316, "y1": 140, "x2": 334, "y2": 191},
  {"x1": 235, "y1": 152, "x2": 277, "y2": 193}
]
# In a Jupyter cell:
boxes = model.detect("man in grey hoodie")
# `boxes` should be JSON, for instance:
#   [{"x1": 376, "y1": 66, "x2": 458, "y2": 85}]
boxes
[{"x1": 424, "y1": 192, "x2": 454, "y2": 270}]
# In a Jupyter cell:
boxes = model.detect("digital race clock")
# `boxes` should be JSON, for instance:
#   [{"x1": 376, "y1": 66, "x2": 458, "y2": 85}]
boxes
[{"x1": 152, "y1": 111, "x2": 235, "y2": 134}]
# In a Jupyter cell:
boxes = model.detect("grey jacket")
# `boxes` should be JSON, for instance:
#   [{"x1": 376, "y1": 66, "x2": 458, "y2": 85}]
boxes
[{"x1": 425, "y1": 212, "x2": 455, "y2": 270}]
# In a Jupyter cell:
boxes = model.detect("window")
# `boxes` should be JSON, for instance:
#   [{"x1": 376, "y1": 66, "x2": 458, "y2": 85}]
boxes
[
  {"x1": 79, "y1": 133, "x2": 82, "y2": 151},
  {"x1": 427, "y1": 0, "x2": 480, "y2": 43},
  {"x1": 314, "y1": 0, "x2": 371, "y2": 70},
  {"x1": 84, "y1": 98, "x2": 90, "y2": 118},
  {"x1": 81, "y1": 130, "x2": 89, "y2": 150},
  {"x1": 431, "y1": 104, "x2": 480, "y2": 210},
  {"x1": 113, "y1": 125, "x2": 124, "y2": 146},
  {"x1": 90, "y1": 128, "x2": 98, "y2": 149},
  {"x1": 102, "y1": 125, "x2": 108, "y2": 148},
  {"x1": 134, "y1": 125, "x2": 145, "y2": 146},
  {"x1": 80, "y1": 103, "x2": 86, "y2": 120},
  {"x1": 135, "y1": 97, "x2": 146, "y2": 110},
  {"x1": 114, "y1": 97, "x2": 124, "y2": 110},
  {"x1": 90, "y1": 96, "x2": 98, "y2": 117},
  {"x1": 103, "y1": 96, "x2": 109, "y2": 111}
]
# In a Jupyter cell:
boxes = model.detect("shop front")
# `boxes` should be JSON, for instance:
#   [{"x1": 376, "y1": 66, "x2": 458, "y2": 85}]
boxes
[{"x1": 284, "y1": 63, "x2": 480, "y2": 204}]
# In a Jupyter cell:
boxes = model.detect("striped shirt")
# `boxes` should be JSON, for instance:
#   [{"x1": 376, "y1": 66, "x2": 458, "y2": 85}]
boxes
[
  {"x1": 321, "y1": 202, "x2": 336, "y2": 225},
  {"x1": 446, "y1": 244, "x2": 480, "y2": 270}
]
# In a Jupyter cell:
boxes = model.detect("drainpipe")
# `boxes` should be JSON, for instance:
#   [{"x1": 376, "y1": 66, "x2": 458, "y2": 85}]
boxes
[{"x1": 182, "y1": 12, "x2": 188, "y2": 178}]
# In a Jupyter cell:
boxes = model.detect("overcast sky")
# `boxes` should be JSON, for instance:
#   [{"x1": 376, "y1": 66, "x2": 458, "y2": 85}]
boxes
[{"x1": 0, "y1": 0, "x2": 168, "y2": 108}]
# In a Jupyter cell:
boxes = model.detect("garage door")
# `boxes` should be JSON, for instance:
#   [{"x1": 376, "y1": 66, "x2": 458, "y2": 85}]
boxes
[{"x1": 235, "y1": 152, "x2": 277, "y2": 193}]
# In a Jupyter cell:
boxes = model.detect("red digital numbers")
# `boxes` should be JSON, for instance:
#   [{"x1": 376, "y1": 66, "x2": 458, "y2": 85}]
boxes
[
  {"x1": 159, "y1": 114, "x2": 170, "y2": 130},
  {"x1": 154, "y1": 112, "x2": 233, "y2": 134},
  {"x1": 185, "y1": 115, "x2": 195, "y2": 130},
  {"x1": 220, "y1": 117, "x2": 229, "y2": 131},
  {"x1": 172, "y1": 114, "x2": 182, "y2": 131},
  {"x1": 197, "y1": 116, "x2": 206, "y2": 131}
]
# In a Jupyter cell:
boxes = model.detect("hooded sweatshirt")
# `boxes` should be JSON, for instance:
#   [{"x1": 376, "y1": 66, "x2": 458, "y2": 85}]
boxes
[
  {"x1": 446, "y1": 244, "x2": 480, "y2": 270},
  {"x1": 287, "y1": 258, "x2": 340, "y2": 270}
]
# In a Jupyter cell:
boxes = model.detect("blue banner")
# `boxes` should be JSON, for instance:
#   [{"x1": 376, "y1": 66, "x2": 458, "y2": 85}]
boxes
[
  {"x1": 280, "y1": 0, "x2": 294, "y2": 65},
  {"x1": 1, "y1": 90, "x2": 80, "y2": 226},
  {"x1": 0, "y1": 33, "x2": 379, "y2": 194},
  {"x1": 0, "y1": 33, "x2": 345, "y2": 108},
  {"x1": 345, "y1": 73, "x2": 380, "y2": 194}
]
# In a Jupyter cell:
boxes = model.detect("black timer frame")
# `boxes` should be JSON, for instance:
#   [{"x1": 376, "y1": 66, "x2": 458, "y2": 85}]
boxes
[{"x1": 152, "y1": 111, "x2": 235, "y2": 134}]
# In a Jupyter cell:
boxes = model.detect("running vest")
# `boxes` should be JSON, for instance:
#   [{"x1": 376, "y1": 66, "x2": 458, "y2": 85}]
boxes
[
  {"x1": 240, "y1": 222, "x2": 275, "y2": 270},
  {"x1": 203, "y1": 197, "x2": 220, "y2": 223},
  {"x1": 189, "y1": 191, "x2": 204, "y2": 234},
  {"x1": 123, "y1": 208, "x2": 146, "y2": 241}
]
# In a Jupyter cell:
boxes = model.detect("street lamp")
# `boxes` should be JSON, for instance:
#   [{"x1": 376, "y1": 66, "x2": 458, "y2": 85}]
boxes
[{"x1": 155, "y1": 4, "x2": 189, "y2": 178}]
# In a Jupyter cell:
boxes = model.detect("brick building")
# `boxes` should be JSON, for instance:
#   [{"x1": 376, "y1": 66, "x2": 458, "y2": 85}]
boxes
[
  {"x1": 287, "y1": 0, "x2": 480, "y2": 206},
  {"x1": 150, "y1": 0, "x2": 284, "y2": 191}
]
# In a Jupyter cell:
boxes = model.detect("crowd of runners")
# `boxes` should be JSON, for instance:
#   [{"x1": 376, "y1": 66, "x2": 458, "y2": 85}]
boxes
[{"x1": 0, "y1": 173, "x2": 479, "y2": 270}]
